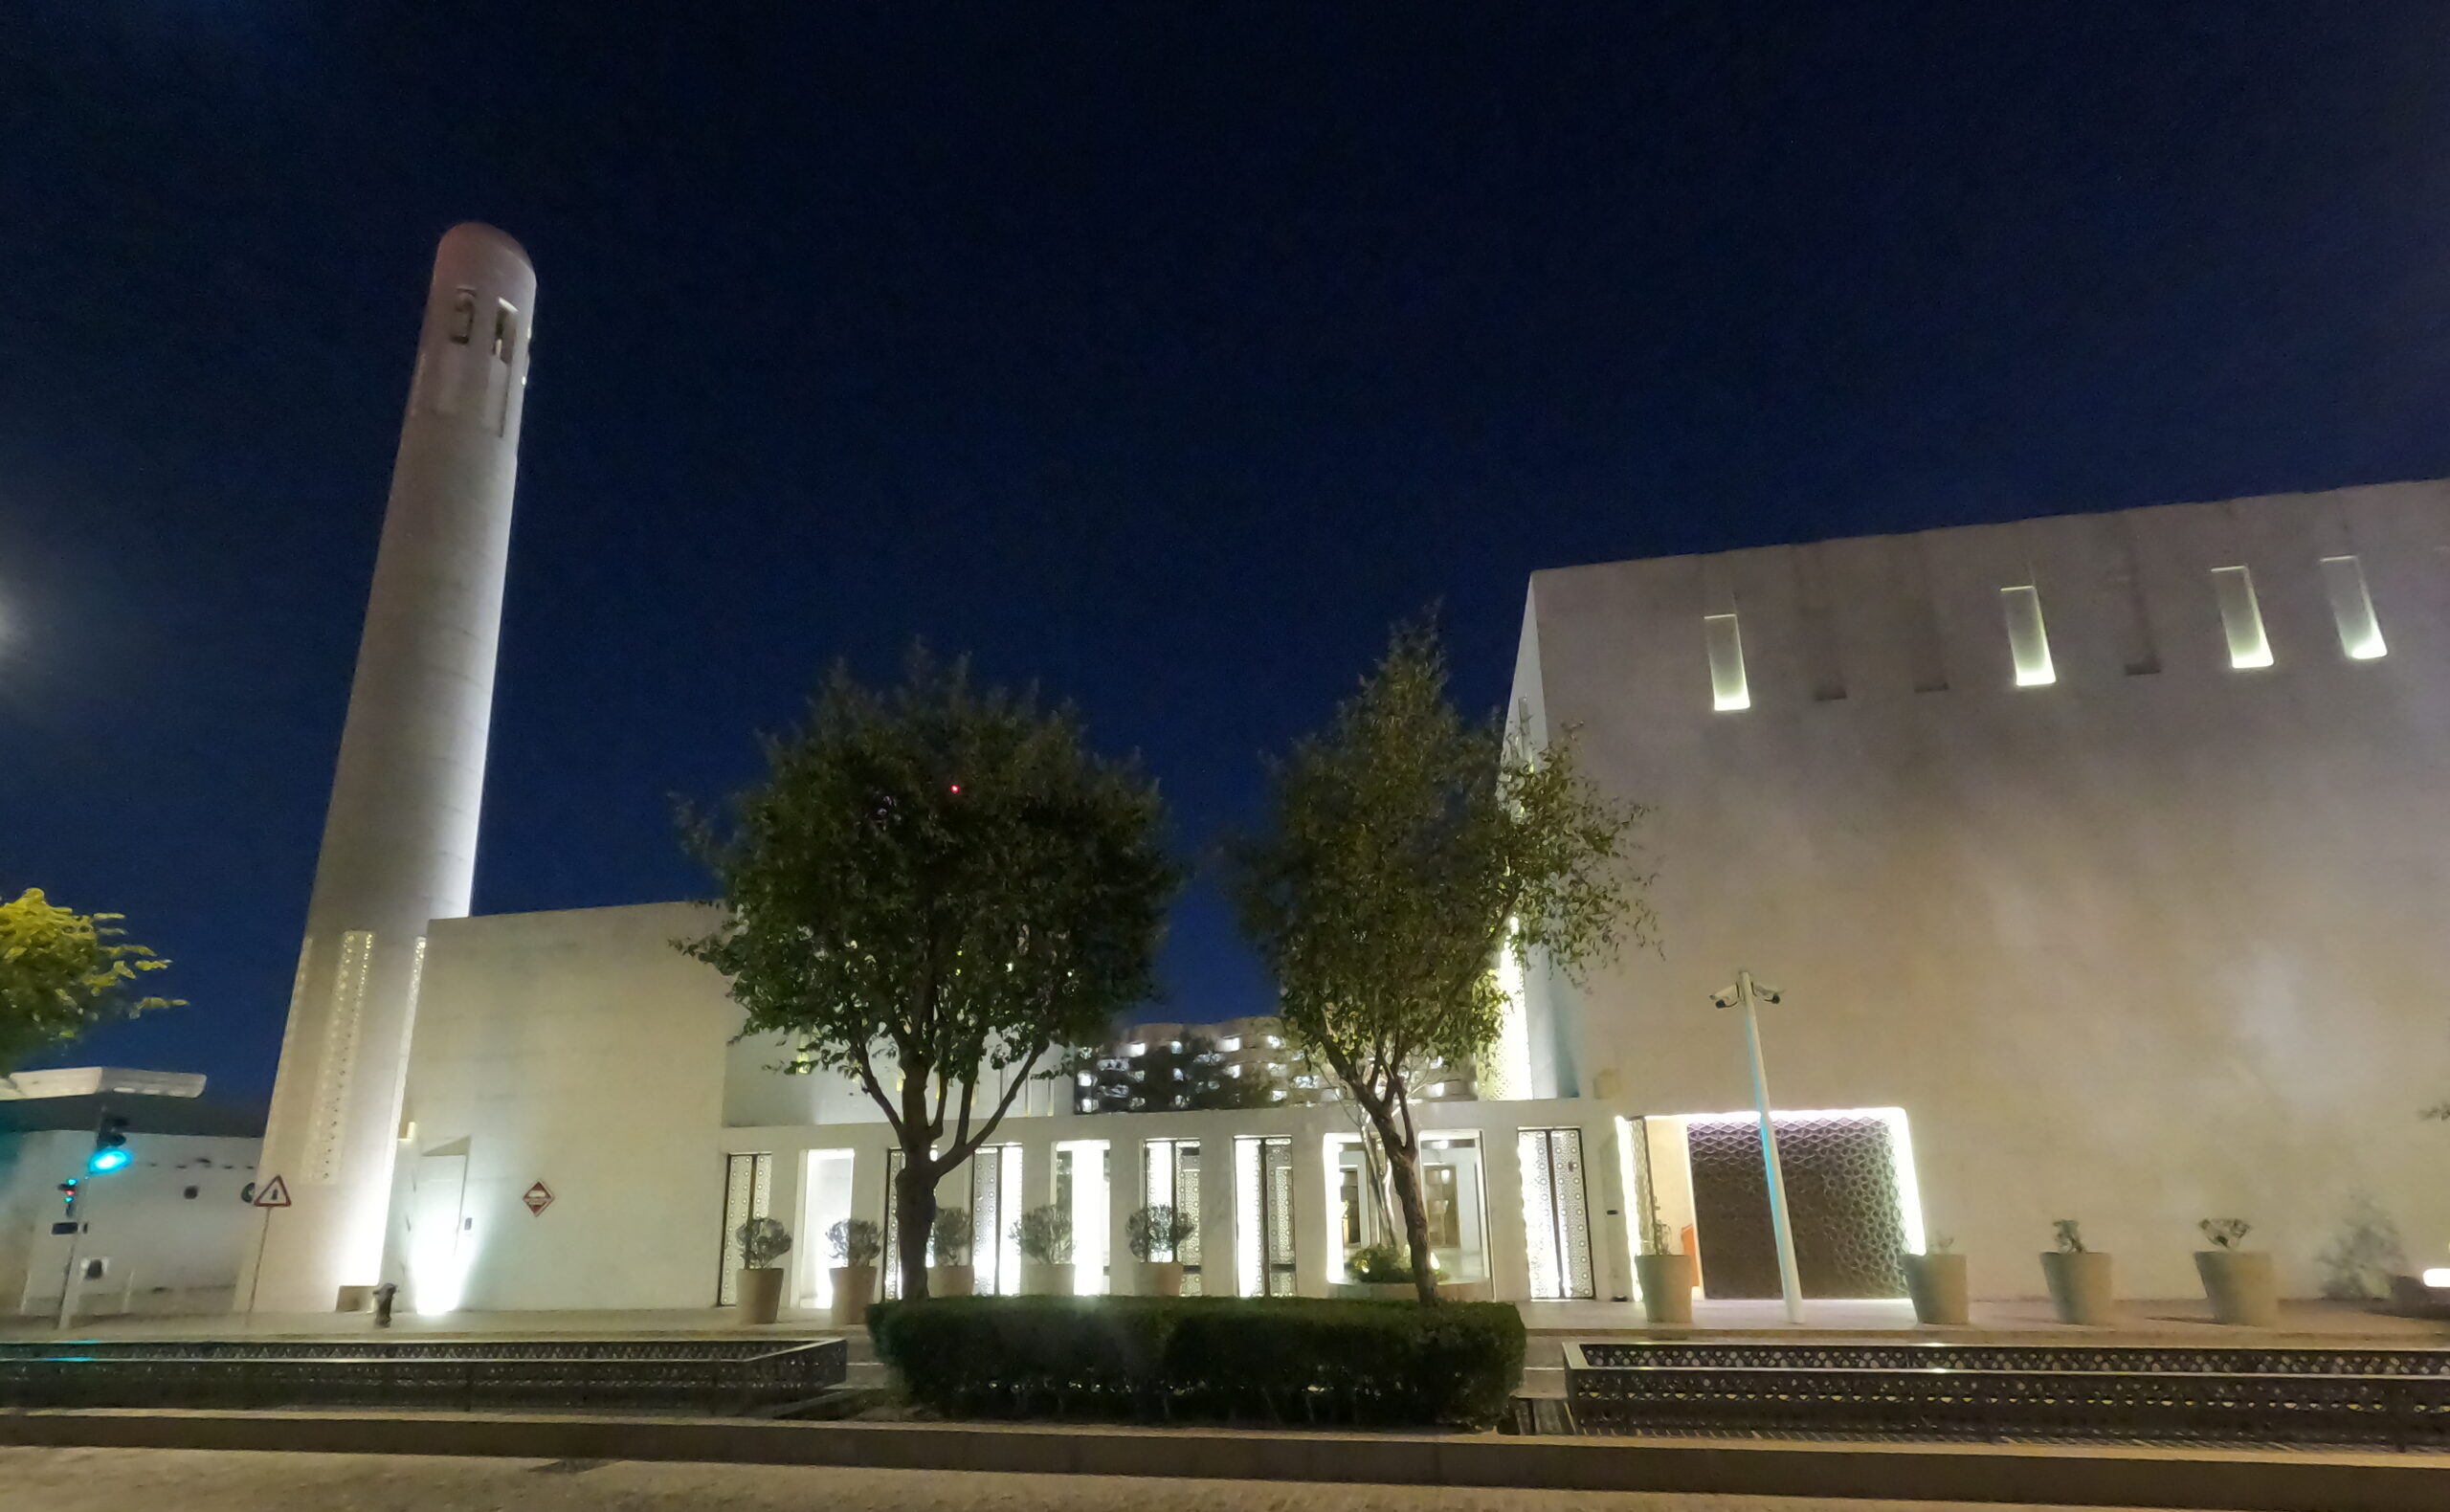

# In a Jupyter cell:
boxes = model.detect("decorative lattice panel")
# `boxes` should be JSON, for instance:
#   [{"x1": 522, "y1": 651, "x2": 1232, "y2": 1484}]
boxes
[
  {"x1": 1261, "y1": 1138, "x2": 1296, "y2": 1296},
  {"x1": 1686, "y1": 1113, "x2": 1906, "y2": 1300}
]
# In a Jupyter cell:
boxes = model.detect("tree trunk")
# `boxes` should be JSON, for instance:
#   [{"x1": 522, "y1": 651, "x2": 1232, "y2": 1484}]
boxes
[
  {"x1": 1386, "y1": 1128, "x2": 1438, "y2": 1303},
  {"x1": 894, "y1": 1155, "x2": 938, "y2": 1302}
]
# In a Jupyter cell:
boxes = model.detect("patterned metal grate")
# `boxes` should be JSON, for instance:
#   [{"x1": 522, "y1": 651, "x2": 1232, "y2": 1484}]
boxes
[
  {"x1": 0, "y1": 1336, "x2": 845, "y2": 1413},
  {"x1": 1566, "y1": 1341, "x2": 2450, "y2": 1450}
]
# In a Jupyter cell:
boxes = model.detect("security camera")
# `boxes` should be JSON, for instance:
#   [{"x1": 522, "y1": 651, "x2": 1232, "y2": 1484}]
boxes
[{"x1": 1709, "y1": 987, "x2": 1740, "y2": 1009}]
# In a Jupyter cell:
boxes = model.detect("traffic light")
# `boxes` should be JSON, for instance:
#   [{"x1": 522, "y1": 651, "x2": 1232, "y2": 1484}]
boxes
[
  {"x1": 89, "y1": 1114, "x2": 131, "y2": 1174},
  {"x1": 57, "y1": 1178, "x2": 78, "y2": 1214}
]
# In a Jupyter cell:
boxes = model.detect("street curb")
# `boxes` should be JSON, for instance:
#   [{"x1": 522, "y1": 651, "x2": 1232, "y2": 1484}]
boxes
[{"x1": 0, "y1": 1408, "x2": 2443, "y2": 1510}]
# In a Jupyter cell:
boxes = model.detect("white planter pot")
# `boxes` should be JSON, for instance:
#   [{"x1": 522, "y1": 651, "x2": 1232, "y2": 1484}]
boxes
[
  {"x1": 1904, "y1": 1253, "x2": 1969, "y2": 1326},
  {"x1": 1020, "y1": 1260, "x2": 1076, "y2": 1297},
  {"x1": 2195, "y1": 1250, "x2": 2278, "y2": 1327},
  {"x1": 735, "y1": 1267, "x2": 785, "y2": 1325},
  {"x1": 926, "y1": 1263, "x2": 974, "y2": 1298},
  {"x1": 2040, "y1": 1251, "x2": 2115, "y2": 1325},
  {"x1": 829, "y1": 1264, "x2": 877, "y2": 1327},
  {"x1": 1635, "y1": 1254, "x2": 1695, "y2": 1325},
  {"x1": 1136, "y1": 1260, "x2": 1184, "y2": 1297}
]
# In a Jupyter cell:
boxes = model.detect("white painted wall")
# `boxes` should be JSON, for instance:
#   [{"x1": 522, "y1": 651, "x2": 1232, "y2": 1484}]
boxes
[
  {"x1": 384, "y1": 901, "x2": 731, "y2": 1311},
  {"x1": 0, "y1": 1129, "x2": 260, "y2": 1317},
  {"x1": 1511, "y1": 478, "x2": 2450, "y2": 1300}
]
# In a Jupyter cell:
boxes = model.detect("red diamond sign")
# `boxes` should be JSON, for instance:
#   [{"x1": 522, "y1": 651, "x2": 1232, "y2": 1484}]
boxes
[{"x1": 523, "y1": 1181, "x2": 553, "y2": 1216}]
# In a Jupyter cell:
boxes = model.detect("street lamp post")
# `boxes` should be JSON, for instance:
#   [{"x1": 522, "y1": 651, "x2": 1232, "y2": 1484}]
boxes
[{"x1": 1713, "y1": 970, "x2": 1804, "y2": 1324}]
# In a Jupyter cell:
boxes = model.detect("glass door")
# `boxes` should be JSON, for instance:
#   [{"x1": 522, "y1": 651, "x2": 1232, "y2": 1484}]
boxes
[
  {"x1": 1518, "y1": 1127, "x2": 1595, "y2": 1300},
  {"x1": 1143, "y1": 1138, "x2": 1203, "y2": 1294}
]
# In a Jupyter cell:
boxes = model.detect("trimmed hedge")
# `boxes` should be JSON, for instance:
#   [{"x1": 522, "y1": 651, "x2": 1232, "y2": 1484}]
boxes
[{"x1": 867, "y1": 1295, "x2": 1524, "y2": 1429}]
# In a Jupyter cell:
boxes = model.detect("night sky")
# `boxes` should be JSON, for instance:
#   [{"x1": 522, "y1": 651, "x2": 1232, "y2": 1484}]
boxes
[{"x1": 8, "y1": 5, "x2": 2450, "y2": 1101}]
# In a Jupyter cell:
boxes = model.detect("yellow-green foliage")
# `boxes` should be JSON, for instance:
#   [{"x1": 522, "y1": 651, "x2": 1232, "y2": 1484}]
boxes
[{"x1": 0, "y1": 888, "x2": 181, "y2": 1075}]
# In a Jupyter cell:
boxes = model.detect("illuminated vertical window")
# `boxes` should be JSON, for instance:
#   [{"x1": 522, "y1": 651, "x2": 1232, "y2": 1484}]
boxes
[
  {"x1": 2319, "y1": 555, "x2": 2387, "y2": 660},
  {"x1": 1704, "y1": 613, "x2": 1749, "y2": 711},
  {"x1": 2210, "y1": 566, "x2": 2273, "y2": 669},
  {"x1": 1998, "y1": 585, "x2": 2056, "y2": 687}
]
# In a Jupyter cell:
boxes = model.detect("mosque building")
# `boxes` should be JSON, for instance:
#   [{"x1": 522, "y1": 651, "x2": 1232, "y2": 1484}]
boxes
[{"x1": 244, "y1": 226, "x2": 2450, "y2": 1320}]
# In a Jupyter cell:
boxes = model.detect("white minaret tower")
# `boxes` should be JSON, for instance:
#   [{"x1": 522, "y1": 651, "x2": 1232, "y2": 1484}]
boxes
[{"x1": 238, "y1": 224, "x2": 535, "y2": 1313}]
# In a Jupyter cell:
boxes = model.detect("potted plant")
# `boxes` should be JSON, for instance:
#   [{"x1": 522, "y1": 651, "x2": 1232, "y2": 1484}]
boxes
[
  {"x1": 734, "y1": 1216, "x2": 791, "y2": 1325},
  {"x1": 2040, "y1": 1219, "x2": 2114, "y2": 1325},
  {"x1": 927, "y1": 1208, "x2": 975, "y2": 1297},
  {"x1": 1125, "y1": 1204, "x2": 1195, "y2": 1296},
  {"x1": 826, "y1": 1216, "x2": 881, "y2": 1326},
  {"x1": 2195, "y1": 1218, "x2": 2278, "y2": 1326},
  {"x1": 1635, "y1": 1209, "x2": 1694, "y2": 1325},
  {"x1": 1904, "y1": 1234, "x2": 1968, "y2": 1326},
  {"x1": 1332, "y1": 1241, "x2": 1419, "y2": 1301},
  {"x1": 1013, "y1": 1205, "x2": 1075, "y2": 1295}
]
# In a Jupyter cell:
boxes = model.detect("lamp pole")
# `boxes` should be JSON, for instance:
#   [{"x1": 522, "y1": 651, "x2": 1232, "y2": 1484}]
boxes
[{"x1": 1716, "y1": 970, "x2": 1804, "y2": 1324}]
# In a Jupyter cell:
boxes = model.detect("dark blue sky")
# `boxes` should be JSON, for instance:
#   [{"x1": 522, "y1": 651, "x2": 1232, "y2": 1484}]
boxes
[{"x1": 8, "y1": 4, "x2": 2450, "y2": 1101}]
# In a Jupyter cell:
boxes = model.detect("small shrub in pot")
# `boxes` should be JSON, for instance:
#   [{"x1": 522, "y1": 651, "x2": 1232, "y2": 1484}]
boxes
[
  {"x1": 828, "y1": 1216, "x2": 882, "y2": 1325},
  {"x1": 1903, "y1": 1233, "x2": 1967, "y2": 1326},
  {"x1": 2195, "y1": 1217, "x2": 2278, "y2": 1327},
  {"x1": 2039, "y1": 1219, "x2": 2114, "y2": 1325},
  {"x1": 733, "y1": 1217, "x2": 791, "y2": 1325},
  {"x1": 1013, "y1": 1205, "x2": 1075, "y2": 1296},
  {"x1": 1634, "y1": 1210, "x2": 1694, "y2": 1325},
  {"x1": 928, "y1": 1208, "x2": 976, "y2": 1297},
  {"x1": 1125, "y1": 1204, "x2": 1194, "y2": 1296}
]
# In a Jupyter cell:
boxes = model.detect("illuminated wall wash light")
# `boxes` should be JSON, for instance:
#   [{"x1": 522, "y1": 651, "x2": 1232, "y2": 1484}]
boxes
[
  {"x1": 2423, "y1": 1267, "x2": 2450, "y2": 1289},
  {"x1": 1704, "y1": 613, "x2": 1749, "y2": 711}
]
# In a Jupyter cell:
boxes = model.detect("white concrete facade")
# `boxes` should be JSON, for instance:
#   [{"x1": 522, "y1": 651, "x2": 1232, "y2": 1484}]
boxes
[
  {"x1": 243, "y1": 224, "x2": 536, "y2": 1312},
  {"x1": 1509, "y1": 478, "x2": 2450, "y2": 1301},
  {"x1": 379, "y1": 901, "x2": 1636, "y2": 1314}
]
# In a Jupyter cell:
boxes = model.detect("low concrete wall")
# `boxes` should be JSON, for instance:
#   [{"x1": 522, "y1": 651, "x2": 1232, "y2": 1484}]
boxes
[{"x1": 0, "y1": 1409, "x2": 2442, "y2": 1510}]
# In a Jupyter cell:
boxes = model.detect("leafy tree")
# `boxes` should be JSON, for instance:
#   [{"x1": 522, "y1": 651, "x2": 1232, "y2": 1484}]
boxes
[
  {"x1": 682, "y1": 648, "x2": 1179, "y2": 1301},
  {"x1": 0, "y1": 888, "x2": 180, "y2": 1078},
  {"x1": 1229, "y1": 620, "x2": 1651, "y2": 1301}
]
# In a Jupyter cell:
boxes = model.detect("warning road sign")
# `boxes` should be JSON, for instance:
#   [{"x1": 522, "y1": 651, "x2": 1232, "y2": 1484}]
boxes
[
  {"x1": 523, "y1": 1181, "x2": 553, "y2": 1216},
  {"x1": 254, "y1": 1175, "x2": 292, "y2": 1209}
]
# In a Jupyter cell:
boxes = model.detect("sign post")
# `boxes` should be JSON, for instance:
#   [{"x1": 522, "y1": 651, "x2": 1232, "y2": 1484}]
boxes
[{"x1": 241, "y1": 1175, "x2": 293, "y2": 1321}]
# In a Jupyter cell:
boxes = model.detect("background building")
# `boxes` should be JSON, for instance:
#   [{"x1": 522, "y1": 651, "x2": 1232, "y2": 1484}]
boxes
[{"x1": 0, "y1": 1069, "x2": 263, "y2": 1319}]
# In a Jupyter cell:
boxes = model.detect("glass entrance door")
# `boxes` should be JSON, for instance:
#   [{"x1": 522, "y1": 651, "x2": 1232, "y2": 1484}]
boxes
[
  {"x1": 1236, "y1": 1135, "x2": 1295, "y2": 1296},
  {"x1": 1143, "y1": 1138, "x2": 1203, "y2": 1294},
  {"x1": 1518, "y1": 1127, "x2": 1595, "y2": 1299}
]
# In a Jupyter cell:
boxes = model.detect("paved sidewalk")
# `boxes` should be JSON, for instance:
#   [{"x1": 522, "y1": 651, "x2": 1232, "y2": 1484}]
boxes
[{"x1": 0, "y1": 1446, "x2": 2237, "y2": 1512}]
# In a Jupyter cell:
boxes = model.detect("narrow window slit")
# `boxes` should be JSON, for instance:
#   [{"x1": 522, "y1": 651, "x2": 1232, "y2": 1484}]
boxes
[
  {"x1": 1999, "y1": 586, "x2": 2055, "y2": 687},
  {"x1": 1704, "y1": 613, "x2": 1750, "y2": 712},
  {"x1": 2210, "y1": 566, "x2": 2273, "y2": 669},
  {"x1": 2319, "y1": 555, "x2": 2386, "y2": 659}
]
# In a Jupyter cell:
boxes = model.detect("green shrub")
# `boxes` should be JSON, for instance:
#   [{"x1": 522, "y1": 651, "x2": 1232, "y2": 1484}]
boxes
[
  {"x1": 868, "y1": 1295, "x2": 1524, "y2": 1429},
  {"x1": 1347, "y1": 1241, "x2": 1413, "y2": 1283}
]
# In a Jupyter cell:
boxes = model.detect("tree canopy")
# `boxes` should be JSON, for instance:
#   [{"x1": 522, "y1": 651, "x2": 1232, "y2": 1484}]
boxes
[
  {"x1": 0, "y1": 888, "x2": 180, "y2": 1078},
  {"x1": 1229, "y1": 618, "x2": 1650, "y2": 1300},
  {"x1": 682, "y1": 647, "x2": 1179, "y2": 1299}
]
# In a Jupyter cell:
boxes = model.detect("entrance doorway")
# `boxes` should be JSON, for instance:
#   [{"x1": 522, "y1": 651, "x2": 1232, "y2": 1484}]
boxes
[
  {"x1": 1143, "y1": 1138, "x2": 1203, "y2": 1294},
  {"x1": 1518, "y1": 1127, "x2": 1594, "y2": 1300},
  {"x1": 1235, "y1": 1135, "x2": 1295, "y2": 1296}
]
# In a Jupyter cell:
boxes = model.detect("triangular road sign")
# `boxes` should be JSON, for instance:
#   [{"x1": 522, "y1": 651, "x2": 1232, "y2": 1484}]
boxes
[{"x1": 254, "y1": 1174, "x2": 292, "y2": 1209}]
